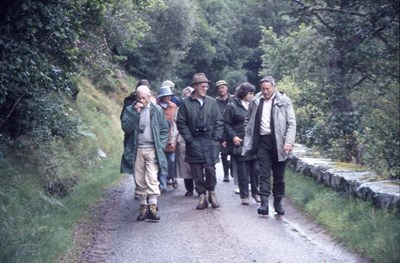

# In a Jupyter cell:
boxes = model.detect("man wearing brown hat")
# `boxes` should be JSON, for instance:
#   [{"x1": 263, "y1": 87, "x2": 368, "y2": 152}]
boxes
[
  {"x1": 177, "y1": 73, "x2": 224, "y2": 209},
  {"x1": 215, "y1": 80, "x2": 234, "y2": 183}
]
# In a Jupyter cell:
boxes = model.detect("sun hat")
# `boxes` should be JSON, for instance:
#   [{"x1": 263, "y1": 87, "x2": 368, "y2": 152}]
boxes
[{"x1": 157, "y1": 86, "x2": 174, "y2": 99}]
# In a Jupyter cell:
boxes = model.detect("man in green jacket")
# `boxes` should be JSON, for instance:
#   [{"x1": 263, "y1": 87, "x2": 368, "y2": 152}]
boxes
[
  {"x1": 177, "y1": 73, "x2": 224, "y2": 210},
  {"x1": 121, "y1": 85, "x2": 169, "y2": 221}
]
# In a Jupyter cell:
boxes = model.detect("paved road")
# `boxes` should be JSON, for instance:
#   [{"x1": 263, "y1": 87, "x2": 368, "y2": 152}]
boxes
[{"x1": 80, "y1": 163, "x2": 368, "y2": 263}]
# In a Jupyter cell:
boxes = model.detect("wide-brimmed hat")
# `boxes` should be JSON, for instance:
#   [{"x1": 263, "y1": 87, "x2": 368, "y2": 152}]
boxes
[
  {"x1": 162, "y1": 80, "x2": 175, "y2": 88},
  {"x1": 191, "y1": 73, "x2": 210, "y2": 86},
  {"x1": 215, "y1": 80, "x2": 228, "y2": 88},
  {"x1": 157, "y1": 86, "x2": 174, "y2": 99}
]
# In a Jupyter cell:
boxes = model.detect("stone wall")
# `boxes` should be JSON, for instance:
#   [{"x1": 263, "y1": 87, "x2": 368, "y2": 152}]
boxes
[{"x1": 288, "y1": 144, "x2": 400, "y2": 212}]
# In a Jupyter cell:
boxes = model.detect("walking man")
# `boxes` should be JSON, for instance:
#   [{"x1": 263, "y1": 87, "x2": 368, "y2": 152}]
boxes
[
  {"x1": 177, "y1": 73, "x2": 224, "y2": 209},
  {"x1": 244, "y1": 76, "x2": 296, "y2": 215},
  {"x1": 121, "y1": 85, "x2": 169, "y2": 221},
  {"x1": 215, "y1": 79, "x2": 234, "y2": 182}
]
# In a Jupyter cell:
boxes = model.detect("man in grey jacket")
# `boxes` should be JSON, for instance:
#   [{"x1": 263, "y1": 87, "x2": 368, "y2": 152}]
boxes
[
  {"x1": 244, "y1": 76, "x2": 296, "y2": 216},
  {"x1": 177, "y1": 73, "x2": 224, "y2": 210}
]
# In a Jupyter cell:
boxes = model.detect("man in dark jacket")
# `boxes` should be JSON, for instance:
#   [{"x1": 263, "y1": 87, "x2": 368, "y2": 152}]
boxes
[
  {"x1": 177, "y1": 73, "x2": 224, "y2": 210},
  {"x1": 215, "y1": 80, "x2": 234, "y2": 182}
]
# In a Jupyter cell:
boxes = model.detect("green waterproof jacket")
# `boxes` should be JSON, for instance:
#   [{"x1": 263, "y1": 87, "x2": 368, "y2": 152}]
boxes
[
  {"x1": 120, "y1": 102, "x2": 169, "y2": 175},
  {"x1": 177, "y1": 95, "x2": 224, "y2": 165}
]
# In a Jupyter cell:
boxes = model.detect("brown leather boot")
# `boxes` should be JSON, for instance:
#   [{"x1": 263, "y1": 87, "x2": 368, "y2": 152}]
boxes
[
  {"x1": 137, "y1": 205, "x2": 148, "y2": 221},
  {"x1": 148, "y1": 204, "x2": 160, "y2": 220},
  {"x1": 257, "y1": 195, "x2": 269, "y2": 215},
  {"x1": 208, "y1": 191, "x2": 220, "y2": 209},
  {"x1": 274, "y1": 197, "x2": 285, "y2": 215},
  {"x1": 196, "y1": 193, "x2": 208, "y2": 210}
]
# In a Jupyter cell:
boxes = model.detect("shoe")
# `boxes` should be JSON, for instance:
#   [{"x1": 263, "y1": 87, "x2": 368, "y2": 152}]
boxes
[
  {"x1": 167, "y1": 179, "x2": 173, "y2": 185},
  {"x1": 252, "y1": 193, "x2": 261, "y2": 203},
  {"x1": 196, "y1": 194, "x2": 208, "y2": 209},
  {"x1": 148, "y1": 204, "x2": 160, "y2": 220},
  {"x1": 274, "y1": 197, "x2": 285, "y2": 215},
  {"x1": 257, "y1": 195, "x2": 269, "y2": 215},
  {"x1": 184, "y1": 191, "x2": 193, "y2": 197},
  {"x1": 241, "y1": 198, "x2": 249, "y2": 205},
  {"x1": 208, "y1": 191, "x2": 220, "y2": 209},
  {"x1": 172, "y1": 179, "x2": 178, "y2": 189},
  {"x1": 235, "y1": 188, "x2": 240, "y2": 194},
  {"x1": 137, "y1": 205, "x2": 148, "y2": 221},
  {"x1": 223, "y1": 175, "x2": 230, "y2": 182}
]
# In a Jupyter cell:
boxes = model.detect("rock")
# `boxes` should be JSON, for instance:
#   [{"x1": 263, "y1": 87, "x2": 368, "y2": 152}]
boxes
[{"x1": 98, "y1": 149, "x2": 107, "y2": 159}]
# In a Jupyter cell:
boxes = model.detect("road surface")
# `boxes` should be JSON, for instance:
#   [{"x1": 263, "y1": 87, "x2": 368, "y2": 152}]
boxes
[{"x1": 77, "y1": 163, "x2": 368, "y2": 263}]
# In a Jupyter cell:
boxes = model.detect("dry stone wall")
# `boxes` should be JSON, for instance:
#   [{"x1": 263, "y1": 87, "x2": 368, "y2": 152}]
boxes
[{"x1": 288, "y1": 144, "x2": 400, "y2": 213}]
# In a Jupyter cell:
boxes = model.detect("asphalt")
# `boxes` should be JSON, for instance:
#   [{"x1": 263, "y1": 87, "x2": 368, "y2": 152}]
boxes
[{"x1": 78, "y1": 162, "x2": 369, "y2": 263}]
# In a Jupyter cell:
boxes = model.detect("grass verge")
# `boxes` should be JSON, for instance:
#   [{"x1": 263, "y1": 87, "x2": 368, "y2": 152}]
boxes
[
  {"x1": 0, "y1": 77, "x2": 128, "y2": 263},
  {"x1": 286, "y1": 168, "x2": 400, "y2": 263}
]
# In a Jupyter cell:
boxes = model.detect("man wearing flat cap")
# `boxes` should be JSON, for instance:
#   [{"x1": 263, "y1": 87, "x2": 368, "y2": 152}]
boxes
[
  {"x1": 215, "y1": 79, "x2": 234, "y2": 183},
  {"x1": 243, "y1": 76, "x2": 296, "y2": 216},
  {"x1": 177, "y1": 73, "x2": 224, "y2": 210}
]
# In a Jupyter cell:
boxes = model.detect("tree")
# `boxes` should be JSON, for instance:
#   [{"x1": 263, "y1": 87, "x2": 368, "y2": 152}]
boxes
[{"x1": 260, "y1": 0, "x2": 399, "y2": 176}]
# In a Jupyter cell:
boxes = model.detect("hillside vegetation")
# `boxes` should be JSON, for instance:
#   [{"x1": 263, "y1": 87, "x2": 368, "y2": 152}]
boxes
[{"x1": 0, "y1": 76, "x2": 127, "y2": 262}]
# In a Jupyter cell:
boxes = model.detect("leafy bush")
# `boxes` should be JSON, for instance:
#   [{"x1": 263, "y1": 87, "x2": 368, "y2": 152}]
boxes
[{"x1": 0, "y1": 0, "x2": 79, "y2": 146}]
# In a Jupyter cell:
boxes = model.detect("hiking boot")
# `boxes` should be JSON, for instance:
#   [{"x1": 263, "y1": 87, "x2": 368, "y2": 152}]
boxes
[
  {"x1": 137, "y1": 205, "x2": 148, "y2": 221},
  {"x1": 257, "y1": 195, "x2": 269, "y2": 215},
  {"x1": 208, "y1": 191, "x2": 220, "y2": 209},
  {"x1": 274, "y1": 197, "x2": 285, "y2": 215},
  {"x1": 196, "y1": 193, "x2": 208, "y2": 210},
  {"x1": 148, "y1": 204, "x2": 160, "y2": 221}
]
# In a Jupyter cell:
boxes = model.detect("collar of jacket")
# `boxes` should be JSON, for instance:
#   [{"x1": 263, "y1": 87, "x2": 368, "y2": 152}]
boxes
[
  {"x1": 188, "y1": 94, "x2": 211, "y2": 102},
  {"x1": 157, "y1": 100, "x2": 175, "y2": 109},
  {"x1": 231, "y1": 97, "x2": 246, "y2": 108},
  {"x1": 215, "y1": 94, "x2": 233, "y2": 102},
  {"x1": 254, "y1": 90, "x2": 285, "y2": 107}
]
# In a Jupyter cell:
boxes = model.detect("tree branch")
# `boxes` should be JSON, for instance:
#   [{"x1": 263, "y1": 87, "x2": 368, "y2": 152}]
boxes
[{"x1": 0, "y1": 94, "x2": 24, "y2": 129}]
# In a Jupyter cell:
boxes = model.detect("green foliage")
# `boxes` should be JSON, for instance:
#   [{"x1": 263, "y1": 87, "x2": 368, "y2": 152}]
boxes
[
  {"x1": 0, "y1": 76, "x2": 124, "y2": 262},
  {"x1": 286, "y1": 169, "x2": 400, "y2": 262},
  {"x1": 124, "y1": 0, "x2": 195, "y2": 84},
  {"x1": 259, "y1": 2, "x2": 399, "y2": 177},
  {"x1": 0, "y1": 0, "x2": 79, "y2": 145}
]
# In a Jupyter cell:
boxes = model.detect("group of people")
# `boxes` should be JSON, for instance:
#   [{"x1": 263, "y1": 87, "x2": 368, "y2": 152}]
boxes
[{"x1": 120, "y1": 73, "x2": 296, "y2": 221}]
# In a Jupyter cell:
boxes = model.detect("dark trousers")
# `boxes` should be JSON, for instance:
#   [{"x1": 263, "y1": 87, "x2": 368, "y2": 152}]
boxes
[
  {"x1": 184, "y1": 179, "x2": 194, "y2": 192},
  {"x1": 257, "y1": 134, "x2": 286, "y2": 198},
  {"x1": 221, "y1": 152, "x2": 230, "y2": 177},
  {"x1": 189, "y1": 163, "x2": 217, "y2": 194},
  {"x1": 235, "y1": 158, "x2": 260, "y2": 199}
]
